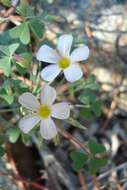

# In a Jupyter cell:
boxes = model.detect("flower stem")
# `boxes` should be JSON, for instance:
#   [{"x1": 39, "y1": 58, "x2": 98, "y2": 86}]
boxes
[
  {"x1": 74, "y1": 104, "x2": 90, "y2": 108},
  {"x1": 0, "y1": 107, "x2": 19, "y2": 113},
  {"x1": 58, "y1": 126, "x2": 90, "y2": 155}
]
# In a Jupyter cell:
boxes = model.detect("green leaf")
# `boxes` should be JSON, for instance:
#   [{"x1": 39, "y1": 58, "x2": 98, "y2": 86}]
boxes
[
  {"x1": 0, "y1": 45, "x2": 10, "y2": 56},
  {"x1": 1, "y1": 80, "x2": 11, "y2": 91},
  {"x1": 69, "y1": 79, "x2": 84, "y2": 92},
  {"x1": 26, "y1": 6, "x2": 35, "y2": 17},
  {"x1": 0, "y1": 87, "x2": 14, "y2": 104},
  {"x1": 92, "y1": 100, "x2": 102, "y2": 117},
  {"x1": 9, "y1": 43, "x2": 19, "y2": 56},
  {"x1": 88, "y1": 139, "x2": 106, "y2": 155},
  {"x1": 10, "y1": 24, "x2": 23, "y2": 39},
  {"x1": 69, "y1": 75, "x2": 100, "y2": 92},
  {"x1": 0, "y1": 135, "x2": 4, "y2": 145},
  {"x1": 17, "y1": 4, "x2": 34, "y2": 17},
  {"x1": 0, "y1": 43, "x2": 19, "y2": 57},
  {"x1": 29, "y1": 19, "x2": 44, "y2": 38},
  {"x1": 20, "y1": 22, "x2": 30, "y2": 44},
  {"x1": 0, "y1": 94, "x2": 14, "y2": 104},
  {"x1": 16, "y1": 2, "x2": 30, "y2": 16},
  {"x1": 85, "y1": 75, "x2": 100, "y2": 90},
  {"x1": 87, "y1": 74, "x2": 96, "y2": 83},
  {"x1": 78, "y1": 90, "x2": 96, "y2": 104},
  {"x1": 0, "y1": 0, "x2": 11, "y2": 7},
  {"x1": 80, "y1": 108, "x2": 93, "y2": 119},
  {"x1": 0, "y1": 57, "x2": 11, "y2": 76},
  {"x1": 15, "y1": 52, "x2": 32, "y2": 68},
  {"x1": 7, "y1": 127, "x2": 20, "y2": 143},
  {"x1": 41, "y1": 11, "x2": 57, "y2": 22},
  {"x1": 0, "y1": 147, "x2": 5, "y2": 157},
  {"x1": 21, "y1": 133, "x2": 32, "y2": 145},
  {"x1": 70, "y1": 151, "x2": 88, "y2": 171},
  {"x1": 89, "y1": 158, "x2": 107, "y2": 175},
  {"x1": 85, "y1": 82, "x2": 100, "y2": 90},
  {"x1": 0, "y1": 30, "x2": 11, "y2": 44},
  {"x1": 10, "y1": 22, "x2": 30, "y2": 44},
  {"x1": 20, "y1": 125, "x2": 38, "y2": 145},
  {"x1": 66, "y1": 117, "x2": 86, "y2": 130},
  {"x1": 15, "y1": 61, "x2": 28, "y2": 74}
]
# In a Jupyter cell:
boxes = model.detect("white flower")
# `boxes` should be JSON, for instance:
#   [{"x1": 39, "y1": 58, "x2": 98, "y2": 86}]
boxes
[
  {"x1": 36, "y1": 34, "x2": 89, "y2": 83},
  {"x1": 18, "y1": 85, "x2": 70, "y2": 140}
]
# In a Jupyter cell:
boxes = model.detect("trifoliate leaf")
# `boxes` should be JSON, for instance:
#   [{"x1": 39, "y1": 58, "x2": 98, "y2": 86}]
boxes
[
  {"x1": 0, "y1": 45, "x2": 10, "y2": 56},
  {"x1": 0, "y1": 0, "x2": 11, "y2": 7},
  {"x1": 10, "y1": 24, "x2": 23, "y2": 38},
  {"x1": 0, "y1": 94, "x2": 14, "y2": 104},
  {"x1": 9, "y1": 43, "x2": 19, "y2": 56},
  {"x1": 89, "y1": 157, "x2": 107, "y2": 175},
  {"x1": 20, "y1": 22, "x2": 30, "y2": 44},
  {"x1": 0, "y1": 57, "x2": 11, "y2": 76},
  {"x1": 0, "y1": 147, "x2": 5, "y2": 157},
  {"x1": 88, "y1": 139, "x2": 106, "y2": 155},
  {"x1": 92, "y1": 100, "x2": 102, "y2": 117},
  {"x1": 10, "y1": 22, "x2": 30, "y2": 44},
  {"x1": 70, "y1": 151, "x2": 88, "y2": 171},
  {"x1": 0, "y1": 135, "x2": 4, "y2": 145},
  {"x1": 21, "y1": 133, "x2": 31, "y2": 145},
  {"x1": 80, "y1": 107, "x2": 93, "y2": 119},
  {"x1": 0, "y1": 43, "x2": 19, "y2": 57},
  {"x1": 26, "y1": 6, "x2": 35, "y2": 17},
  {"x1": 29, "y1": 19, "x2": 45, "y2": 38},
  {"x1": 78, "y1": 90, "x2": 96, "y2": 104},
  {"x1": 7, "y1": 127, "x2": 20, "y2": 143}
]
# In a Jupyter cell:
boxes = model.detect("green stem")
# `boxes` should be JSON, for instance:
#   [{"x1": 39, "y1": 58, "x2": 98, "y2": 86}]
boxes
[
  {"x1": 0, "y1": 107, "x2": 19, "y2": 113},
  {"x1": 73, "y1": 104, "x2": 90, "y2": 108}
]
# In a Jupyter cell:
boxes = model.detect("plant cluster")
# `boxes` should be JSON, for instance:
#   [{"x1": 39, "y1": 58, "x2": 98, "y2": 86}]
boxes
[{"x1": 0, "y1": 0, "x2": 108, "y2": 176}]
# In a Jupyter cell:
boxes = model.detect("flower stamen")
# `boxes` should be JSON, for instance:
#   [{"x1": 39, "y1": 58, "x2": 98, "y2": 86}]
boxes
[
  {"x1": 58, "y1": 57, "x2": 70, "y2": 69},
  {"x1": 38, "y1": 105, "x2": 51, "y2": 119}
]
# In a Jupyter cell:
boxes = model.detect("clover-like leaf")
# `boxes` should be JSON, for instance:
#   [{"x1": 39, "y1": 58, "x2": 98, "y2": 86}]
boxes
[
  {"x1": 89, "y1": 157, "x2": 107, "y2": 175},
  {"x1": 7, "y1": 127, "x2": 20, "y2": 143},
  {"x1": 0, "y1": 147, "x2": 5, "y2": 157},
  {"x1": 78, "y1": 90, "x2": 96, "y2": 104},
  {"x1": 10, "y1": 22, "x2": 30, "y2": 44},
  {"x1": 9, "y1": 43, "x2": 19, "y2": 56},
  {"x1": 88, "y1": 139, "x2": 106, "y2": 155},
  {"x1": 29, "y1": 18, "x2": 45, "y2": 38},
  {"x1": 0, "y1": 135, "x2": 4, "y2": 146},
  {"x1": 0, "y1": 45, "x2": 10, "y2": 56},
  {"x1": 20, "y1": 22, "x2": 30, "y2": 44},
  {"x1": 70, "y1": 151, "x2": 88, "y2": 171},
  {"x1": 92, "y1": 100, "x2": 102, "y2": 117},
  {"x1": 80, "y1": 107, "x2": 93, "y2": 119},
  {"x1": 0, "y1": 57, "x2": 11, "y2": 76}
]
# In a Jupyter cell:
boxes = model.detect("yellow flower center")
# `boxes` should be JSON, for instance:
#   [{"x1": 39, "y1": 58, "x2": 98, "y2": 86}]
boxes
[
  {"x1": 38, "y1": 105, "x2": 51, "y2": 119},
  {"x1": 58, "y1": 57, "x2": 70, "y2": 69}
]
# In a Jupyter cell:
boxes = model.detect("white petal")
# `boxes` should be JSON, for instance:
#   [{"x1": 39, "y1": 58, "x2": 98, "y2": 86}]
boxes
[
  {"x1": 36, "y1": 45, "x2": 60, "y2": 63},
  {"x1": 57, "y1": 34, "x2": 73, "y2": 57},
  {"x1": 18, "y1": 93, "x2": 40, "y2": 111},
  {"x1": 19, "y1": 114, "x2": 40, "y2": 133},
  {"x1": 41, "y1": 64, "x2": 61, "y2": 82},
  {"x1": 40, "y1": 85, "x2": 56, "y2": 105},
  {"x1": 40, "y1": 118, "x2": 57, "y2": 140},
  {"x1": 64, "y1": 64, "x2": 83, "y2": 82},
  {"x1": 52, "y1": 103, "x2": 70, "y2": 119},
  {"x1": 70, "y1": 45, "x2": 89, "y2": 62}
]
